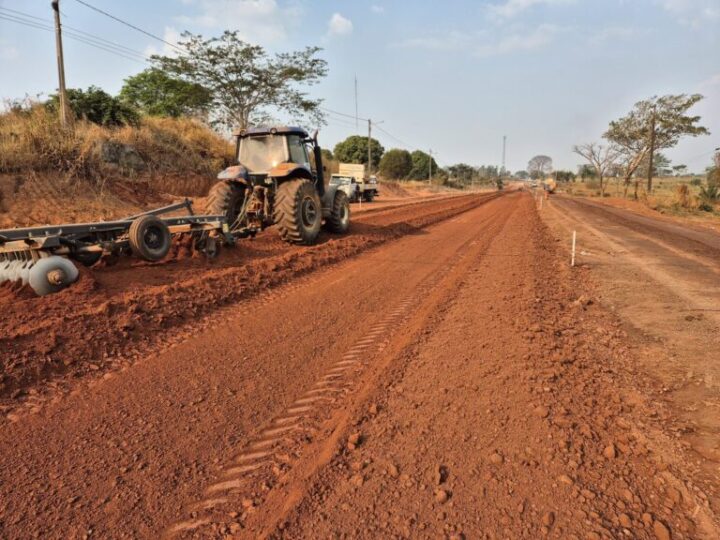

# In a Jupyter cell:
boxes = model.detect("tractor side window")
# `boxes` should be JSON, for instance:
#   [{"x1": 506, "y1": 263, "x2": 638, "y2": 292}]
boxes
[{"x1": 288, "y1": 135, "x2": 309, "y2": 166}]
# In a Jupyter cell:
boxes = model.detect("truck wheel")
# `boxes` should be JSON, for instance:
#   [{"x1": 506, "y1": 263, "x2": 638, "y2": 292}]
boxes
[
  {"x1": 205, "y1": 181, "x2": 246, "y2": 229},
  {"x1": 274, "y1": 179, "x2": 322, "y2": 245},
  {"x1": 363, "y1": 191, "x2": 374, "y2": 202},
  {"x1": 128, "y1": 215, "x2": 171, "y2": 261},
  {"x1": 325, "y1": 191, "x2": 350, "y2": 234}
]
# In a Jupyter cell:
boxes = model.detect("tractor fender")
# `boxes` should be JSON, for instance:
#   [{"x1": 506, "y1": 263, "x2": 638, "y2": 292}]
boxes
[
  {"x1": 217, "y1": 165, "x2": 249, "y2": 182},
  {"x1": 321, "y1": 185, "x2": 341, "y2": 218},
  {"x1": 269, "y1": 163, "x2": 313, "y2": 180}
]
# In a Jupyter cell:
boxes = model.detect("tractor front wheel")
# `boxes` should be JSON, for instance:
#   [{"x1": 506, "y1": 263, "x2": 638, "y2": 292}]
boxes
[
  {"x1": 325, "y1": 191, "x2": 350, "y2": 234},
  {"x1": 274, "y1": 179, "x2": 322, "y2": 245}
]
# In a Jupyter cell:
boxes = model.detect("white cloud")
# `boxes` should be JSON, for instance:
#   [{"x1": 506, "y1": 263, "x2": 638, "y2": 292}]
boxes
[
  {"x1": 371, "y1": 5, "x2": 385, "y2": 14},
  {"x1": 143, "y1": 27, "x2": 182, "y2": 58},
  {"x1": 327, "y1": 13, "x2": 353, "y2": 36},
  {"x1": 175, "y1": 0, "x2": 300, "y2": 43},
  {"x1": 475, "y1": 24, "x2": 559, "y2": 57},
  {"x1": 396, "y1": 24, "x2": 560, "y2": 57},
  {"x1": 659, "y1": 0, "x2": 720, "y2": 25},
  {"x1": 487, "y1": 0, "x2": 575, "y2": 19}
]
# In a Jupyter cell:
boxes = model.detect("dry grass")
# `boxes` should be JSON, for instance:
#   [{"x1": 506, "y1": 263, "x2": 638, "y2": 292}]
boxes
[
  {"x1": 0, "y1": 105, "x2": 233, "y2": 182},
  {"x1": 563, "y1": 175, "x2": 719, "y2": 227}
]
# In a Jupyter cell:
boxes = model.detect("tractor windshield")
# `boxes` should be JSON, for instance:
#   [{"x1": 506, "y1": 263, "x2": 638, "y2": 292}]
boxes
[{"x1": 238, "y1": 135, "x2": 288, "y2": 173}]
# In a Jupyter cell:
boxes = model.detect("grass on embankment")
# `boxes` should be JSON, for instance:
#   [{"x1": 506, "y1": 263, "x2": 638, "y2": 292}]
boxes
[{"x1": 0, "y1": 105, "x2": 234, "y2": 225}]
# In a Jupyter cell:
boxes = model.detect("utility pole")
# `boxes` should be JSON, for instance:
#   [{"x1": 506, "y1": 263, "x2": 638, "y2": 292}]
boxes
[
  {"x1": 428, "y1": 149, "x2": 433, "y2": 183},
  {"x1": 647, "y1": 105, "x2": 656, "y2": 193},
  {"x1": 366, "y1": 119, "x2": 384, "y2": 176},
  {"x1": 367, "y1": 119, "x2": 372, "y2": 175},
  {"x1": 51, "y1": 0, "x2": 72, "y2": 130},
  {"x1": 501, "y1": 135, "x2": 507, "y2": 175}
]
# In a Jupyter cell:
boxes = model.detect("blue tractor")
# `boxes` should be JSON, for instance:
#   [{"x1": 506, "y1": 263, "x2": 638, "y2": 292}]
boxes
[{"x1": 208, "y1": 127, "x2": 350, "y2": 245}]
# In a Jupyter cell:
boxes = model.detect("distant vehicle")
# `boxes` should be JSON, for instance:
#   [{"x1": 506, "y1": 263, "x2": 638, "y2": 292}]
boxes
[
  {"x1": 330, "y1": 163, "x2": 379, "y2": 203},
  {"x1": 541, "y1": 178, "x2": 557, "y2": 194},
  {"x1": 529, "y1": 180, "x2": 538, "y2": 188}
]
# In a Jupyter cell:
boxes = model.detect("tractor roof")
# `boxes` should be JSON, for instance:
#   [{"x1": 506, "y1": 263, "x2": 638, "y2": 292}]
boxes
[{"x1": 235, "y1": 126, "x2": 309, "y2": 138}]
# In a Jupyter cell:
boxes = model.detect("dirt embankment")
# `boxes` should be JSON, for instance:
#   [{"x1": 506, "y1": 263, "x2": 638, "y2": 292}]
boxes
[{"x1": 0, "y1": 193, "x2": 499, "y2": 415}]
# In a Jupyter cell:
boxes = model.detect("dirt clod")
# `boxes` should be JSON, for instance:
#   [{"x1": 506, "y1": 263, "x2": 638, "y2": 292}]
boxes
[{"x1": 652, "y1": 520, "x2": 671, "y2": 540}]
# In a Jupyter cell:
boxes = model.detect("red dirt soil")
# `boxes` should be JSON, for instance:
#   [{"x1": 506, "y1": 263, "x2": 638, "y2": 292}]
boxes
[
  {"x1": 0, "y1": 191, "x2": 716, "y2": 539},
  {"x1": 0, "y1": 193, "x2": 497, "y2": 410}
]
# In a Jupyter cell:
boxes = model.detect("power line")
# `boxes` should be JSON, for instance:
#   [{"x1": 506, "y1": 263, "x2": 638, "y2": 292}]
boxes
[
  {"x1": 319, "y1": 103, "x2": 445, "y2": 166},
  {"x1": 0, "y1": 10, "x2": 148, "y2": 63},
  {"x1": 322, "y1": 106, "x2": 417, "y2": 149},
  {"x1": 72, "y1": 0, "x2": 185, "y2": 54},
  {"x1": 0, "y1": 7, "x2": 145, "y2": 58},
  {"x1": 320, "y1": 106, "x2": 368, "y2": 123},
  {"x1": 324, "y1": 117, "x2": 359, "y2": 129},
  {"x1": 374, "y1": 124, "x2": 415, "y2": 150}
]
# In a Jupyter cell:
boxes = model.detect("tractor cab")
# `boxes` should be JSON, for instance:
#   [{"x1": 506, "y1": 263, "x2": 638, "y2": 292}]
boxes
[{"x1": 221, "y1": 127, "x2": 326, "y2": 195}]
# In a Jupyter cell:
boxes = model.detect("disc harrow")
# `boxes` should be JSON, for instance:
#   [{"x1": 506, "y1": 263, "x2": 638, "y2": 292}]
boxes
[{"x1": 0, "y1": 199, "x2": 232, "y2": 296}]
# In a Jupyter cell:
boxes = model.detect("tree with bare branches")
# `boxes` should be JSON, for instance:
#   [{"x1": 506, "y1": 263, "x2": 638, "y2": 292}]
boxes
[
  {"x1": 527, "y1": 155, "x2": 553, "y2": 179},
  {"x1": 604, "y1": 94, "x2": 708, "y2": 197},
  {"x1": 572, "y1": 143, "x2": 620, "y2": 197}
]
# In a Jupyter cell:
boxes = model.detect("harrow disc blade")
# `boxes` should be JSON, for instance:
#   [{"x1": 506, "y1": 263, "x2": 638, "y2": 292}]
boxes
[
  {"x1": 0, "y1": 260, "x2": 31, "y2": 286},
  {"x1": 28, "y1": 256, "x2": 79, "y2": 296}
]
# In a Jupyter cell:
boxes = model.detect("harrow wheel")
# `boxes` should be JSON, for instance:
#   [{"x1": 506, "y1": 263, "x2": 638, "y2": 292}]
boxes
[{"x1": 128, "y1": 215, "x2": 172, "y2": 262}]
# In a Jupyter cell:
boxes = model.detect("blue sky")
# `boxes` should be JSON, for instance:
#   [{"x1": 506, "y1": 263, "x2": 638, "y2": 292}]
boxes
[{"x1": 1, "y1": 0, "x2": 718, "y2": 172}]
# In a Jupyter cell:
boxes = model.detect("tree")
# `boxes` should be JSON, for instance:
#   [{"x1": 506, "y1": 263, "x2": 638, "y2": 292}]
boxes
[
  {"x1": 604, "y1": 94, "x2": 709, "y2": 195},
  {"x1": 578, "y1": 164, "x2": 596, "y2": 179},
  {"x1": 333, "y1": 136, "x2": 384, "y2": 168},
  {"x1": 447, "y1": 163, "x2": 476, "y2": 184},
  {"x1": 572, "y1": 143, "x2": 620, "y2": 196},
  {"x1": 46, "y1": 86, "x2": 139, "y2": 127},
  {"x1": 379, "y1": 148, "x2": 412, "y2": 179},
  {"x1": 477, "y1": 165, "x2": 499, "y2": 178},
  {"x1": 637, "y1": 152, "x2": 671, "y2": 178},
  {"x1": 408, "y1": 150, "x2": 439, "y2": 180},
  {"x1": 672, "y1": 164, "x2": 688, "y2": 176},
  {"x1": 152, "y1": 31, "x2": 328, "y2": 130},
  {"x1": 320, "y1": 148, "x2": 334, "y2": 162},
  {"x1": 555, "y1": 170, "x2": 576, "y2": 183},
  {"x1": 514, "y1": 170, "x2": 529, "y2": 179},
  {"x1": 119, "y1": 68, "x2": 212, "y2": 118},
  {"x1": 527, "y1": 155, "x2": 553, "y2": 179}
]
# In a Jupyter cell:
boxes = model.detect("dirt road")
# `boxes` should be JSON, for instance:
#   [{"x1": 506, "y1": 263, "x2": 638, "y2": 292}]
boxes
[
  {"x1": 543, "y1": 195, "x2": 720, "y2": 522},
  {"x1": 0, "y1": 192, "x2": 716, "y2": 539}
]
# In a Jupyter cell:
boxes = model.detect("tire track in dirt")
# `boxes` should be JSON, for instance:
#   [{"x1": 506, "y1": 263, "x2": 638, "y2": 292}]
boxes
[{"x1": 163, "y1": 196, "x2": 516, "y2": 538}]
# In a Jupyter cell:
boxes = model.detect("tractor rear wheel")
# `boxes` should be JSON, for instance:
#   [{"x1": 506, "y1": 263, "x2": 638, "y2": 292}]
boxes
[
  {"x1": 205, "y1": 181, "x2": 246, "y2": 230},
  {"x1": 274, "y1": 179, "x2": 322, "y2": 245},
  {"x1": 325, "y1": 191, "x2": 350, "y2": 234}
]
